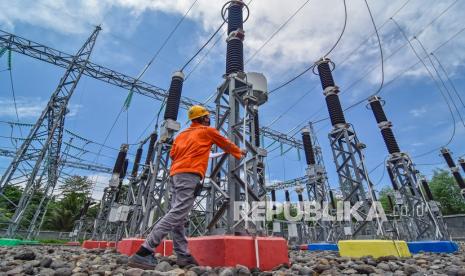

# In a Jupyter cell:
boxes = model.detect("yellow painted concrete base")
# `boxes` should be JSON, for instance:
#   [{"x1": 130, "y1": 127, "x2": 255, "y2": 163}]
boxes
[{"x1": 338, "y1": 240, "x2": 411, "y2": 258}]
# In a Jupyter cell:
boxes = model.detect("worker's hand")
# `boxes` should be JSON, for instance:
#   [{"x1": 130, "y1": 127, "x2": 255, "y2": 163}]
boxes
[{"x1": 241, "y1": 148, "x2": 248, "y2": 157}]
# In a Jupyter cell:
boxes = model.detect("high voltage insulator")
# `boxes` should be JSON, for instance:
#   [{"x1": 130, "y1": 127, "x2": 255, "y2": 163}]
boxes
[
  {"x1": 441, "y1": 148, "x2": 465, "y2": 191},
  {"x1": 164, "y1": 71, "x2": 185, "y2": 121},
  {"x1": 315, "y1": 59, "x2": 346, "y2": 126},
  {"x1": 131, "y1": 147, "x2": 143, "y2": 178},
  {"x1": 301, "y1": 128, "x2": 316, "y2": 165},
  {"x1": 368, "y1": 96, "x2": 400, "y2": 154},
  {"x1": 144, "y1": 132, "x2": 158, "y2": 165},
  {"x1": 253, "y1": 108, "x2": 260, "y2": 147},
  {"x1": 111, "y1": 144, "x2": 128, "y2": 186},
  {"x1": 459, "y1": 158, "x2": 465, "y2": 175},
  {"x1": 421, "y1": 178, "x2": 434, "y2": 201},
  {"x1": 329, "y1": 190, "x2": 336, "y2": 210},
  {"x1": 120, "y1": 158, "x2": 129, "y2": 180},
  {"x1": 225, "y1": 0, "x2": 245, "y2": 75},
  {"x1": 285, "y1": 190, "x2": 290, "y2": 202}
]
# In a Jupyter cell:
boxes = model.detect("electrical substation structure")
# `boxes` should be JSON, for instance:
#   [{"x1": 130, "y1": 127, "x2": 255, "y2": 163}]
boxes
[
  {"x1": 0, "y1": 26, "x2": 101, "y2": 239},
  {"x1": 189, "y1": 0, "x2": 268, "y2": 235},
  {"x1": 91, "y1": 144, "x2": 129, "y2": 240},
  {"x1": 314, "y1": 58, "x2": 385, "y2": 239},
  {"x1": 368, "y1": 96, "x2": 447, "y2": 241}
]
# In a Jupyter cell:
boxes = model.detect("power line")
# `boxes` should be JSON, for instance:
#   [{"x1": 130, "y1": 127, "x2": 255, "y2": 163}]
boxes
[{"x1": 267, "y1": 0, "x2": 347, "y2": 96}]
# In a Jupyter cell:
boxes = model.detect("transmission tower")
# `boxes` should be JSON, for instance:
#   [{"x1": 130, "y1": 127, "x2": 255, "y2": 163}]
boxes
[
  {"x1": 191, "y1": 0, "x2": 267, "y2": 235},
  {"x1": 441, "y1": 148, "x2": 465, "y2": 201},
  {"x1": 91, "y1": 144, "x2": 128, "y2": 240},
  {"x1": 368, "y1": 96, "x2": 446, "y2": 240},
  {"x1": 314, "y1": 58, "x2": 385, "y2": 239},
  {"x1": 301, "y1": 124, "x2": 333, "y2": 241},
  {"x1": 0, "y1": 26, "x2": 101, "y2": 237}
]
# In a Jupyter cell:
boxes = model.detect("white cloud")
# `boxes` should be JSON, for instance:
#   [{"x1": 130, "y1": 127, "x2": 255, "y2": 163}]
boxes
[
  {"x1": 0, "y1": 97, "x2": 82, "y2": 119},
  {"x1": 1, "y1": 0, "x2": 464, "y2": 96},
  {"x1": 409, "y1": 106, "x2": 427, "y2": 117}
]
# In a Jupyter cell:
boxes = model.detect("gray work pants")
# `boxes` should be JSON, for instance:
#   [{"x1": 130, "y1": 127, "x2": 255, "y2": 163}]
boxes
[{"x1": 142, "y1": 173, "x2": 200, "y2": 256}]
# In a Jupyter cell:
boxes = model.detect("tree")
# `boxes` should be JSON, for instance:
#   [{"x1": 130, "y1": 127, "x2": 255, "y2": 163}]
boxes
[
  {"x1": 43, "y1": 175, "x2": 93, "y2": 231},
  {"x1": 428, "y1": 169, "x2": 465, "y2": 215},
  {"x1": 0, "y1": 185, "x2": 23, "y2": 223},
  {"x1": 378, "y1": 187, "x2": 394, "y2": 214}
]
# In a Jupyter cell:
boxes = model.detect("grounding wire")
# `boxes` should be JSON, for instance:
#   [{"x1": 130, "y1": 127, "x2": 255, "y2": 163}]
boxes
[
  {"x1": 272, "y1": 0, "x2": 453, "y2": 129},
  {"x1": 390, "y1": 18, "x2": 457, "y2": 154},
  {"x1": 414, "y1": 37, "x2": 465, "y2": 128},
  {"x1": 245, "y1": 0, "x2": 311, "y2": 65},
  {"x1": 180, "y1": 21, "x2": 226, "y2": 72},
  {"x1": 430, "y1": 53, "x2": 465, "y2": 113},
  {"x1": 267, "y1": 26, "x2": 465, "y2": 157}
]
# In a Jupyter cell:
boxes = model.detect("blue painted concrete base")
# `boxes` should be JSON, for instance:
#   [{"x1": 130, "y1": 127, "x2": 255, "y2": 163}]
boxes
[
  {"x1": 407, "y1": 241, "x2": 459, "y2": 254},
  {"x1": 308, "y1": 243, "x2": 339, "y2": 251}
]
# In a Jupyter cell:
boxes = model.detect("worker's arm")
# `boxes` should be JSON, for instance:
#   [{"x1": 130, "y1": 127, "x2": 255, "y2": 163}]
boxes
[
  {"x1": 169, "y1": 140, "x2": 177, "y2": 160},
  {"x1": 206, "y1": 127, "x2": 243, "y2": 159}
]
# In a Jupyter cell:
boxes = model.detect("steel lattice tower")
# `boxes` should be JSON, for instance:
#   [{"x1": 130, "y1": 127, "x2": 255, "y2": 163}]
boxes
[
  {"x1": 91, "y1": 144, "x2": 128, "y2": 240},
  {"x1": 314, "y1": 58, "x2": 385, "y2": 238},
  {"x1": 368, "y1": 96, "x2": 447, "y2": 240},
  {"x1": 0, "y1": 26, "x2": 101, "y2": 237},
  {"x1": 191, "y1": 0, "x2": 267, "y2": 235},
  {"x1": 301, "y1": 124, "x2": 333, "y2": 241}
]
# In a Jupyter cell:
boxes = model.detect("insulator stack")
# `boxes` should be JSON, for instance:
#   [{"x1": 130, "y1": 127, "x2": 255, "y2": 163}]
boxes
[
  {"x1": 285, "y1": 190, "x2": 290, "y2": 202},
  {"x1": 368, "y1": 96, "x2": 401, "y2": 154},
  {"x1": 329, "y1": 190, "x2": 336, "y2": 209},
  {"x1": 253, "y1": 110, "x2": 260, "y2": 147},
  {"x1": 441, "y1": 148, "x2": 465, "y2": 189},
  {"x1": 225, "y1": 1, "x2": 245, "y2": 75},
  {"x1": 387, "y1": 195, "x2": 394, "y2": 211},
  {"x1": 131, "y1": 147, "x2": 143, "y2": 177},
  {"x1": 441, "y1": 148, "x2": 456, "y2": 168},
  {"x1": 120, "y1": 159, "x2": 129, "y2": 180},
  {"x1": 421, "y1": 179, "x2": 434, "y2": 201},
  {"x1": 301, "y1": 128, "x2": 316, "y2": 165},
  {"x1": 113, "y1": 144, "x2": 128, "y2": 174},
  {"x1": 316, "y1": 59, "x2": 346, "y2": 126},
  {"x1": 459, "y1": 158, "x2": 465, "y2": 174},
  {"x1": 386, "y1": 166, "x2": 399, "y2": 190},
  {"x1": 145, "y1": 132, "x2": 158, "y2": 165},
  {"x1": 164, "y1": 71, "x2": 185, "y2": 121}
]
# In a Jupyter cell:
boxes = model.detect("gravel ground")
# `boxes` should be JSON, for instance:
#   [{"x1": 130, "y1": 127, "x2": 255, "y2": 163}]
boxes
[{"x1": 0, "y1": 244, "x2": 464, "y2": 276}]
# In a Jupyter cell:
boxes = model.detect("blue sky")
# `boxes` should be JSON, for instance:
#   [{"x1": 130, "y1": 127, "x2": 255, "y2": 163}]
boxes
[{"x1": 1, "y1": 0, "x2": 465, "y2": 201}]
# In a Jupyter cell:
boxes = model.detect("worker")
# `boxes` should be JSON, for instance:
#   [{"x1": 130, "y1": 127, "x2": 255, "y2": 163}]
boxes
[{"x1": 128, "y1": 105, "x2": 246, "y2": 269}]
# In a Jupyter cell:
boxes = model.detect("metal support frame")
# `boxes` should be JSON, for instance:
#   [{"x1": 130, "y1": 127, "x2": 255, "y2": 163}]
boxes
[
  {"x1": 0, "y1": 28, "x2": 302, "y2": 149},
  {"x1": 315, "y1": 58, "x2": 385, "y2": 239},
  {"x1": 0, "y1": 27, "x2": 101, "y2": 238}
]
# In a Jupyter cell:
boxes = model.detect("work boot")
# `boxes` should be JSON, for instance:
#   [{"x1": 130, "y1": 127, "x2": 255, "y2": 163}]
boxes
[
  {"x1": 176, "y1": 254, "x2": 199, "y2": 267},
  {"x1": 128, "y1": 253, "x2": 158, "y2": 270}
]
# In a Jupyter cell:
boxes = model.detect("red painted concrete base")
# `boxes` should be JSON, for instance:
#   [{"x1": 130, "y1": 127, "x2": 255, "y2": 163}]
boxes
[
  {"x1": 299, "y1": 244, "x2": 307, "y2": 250},
  {"x1": 117, "y1": 236, "x2": 289, "y2": 271},
  {"x1": 188, "y1": 236, "x2": 289, "y2": 270},
  {"x1": 117, "y1": 238, "x2": 173, "y2": 256},
  {"x1": 65, "y1": 241, "x2": 80, "y2": 246},
  {"x1": 82, "y1": 240, "x2": 108, "y2": 249},
  {"x1": 107, "y1": 241, "x2": 117, "y2": 248}
]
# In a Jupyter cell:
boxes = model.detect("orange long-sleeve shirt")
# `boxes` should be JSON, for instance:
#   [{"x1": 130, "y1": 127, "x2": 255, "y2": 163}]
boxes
[{"x1": 169, "y1": 122, "x2": 242, "y2": 179}]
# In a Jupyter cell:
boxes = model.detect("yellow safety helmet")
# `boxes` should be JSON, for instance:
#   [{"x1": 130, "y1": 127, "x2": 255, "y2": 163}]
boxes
[{"x1": 188, "y1": 105, "x2": 210, "y2": 120}]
